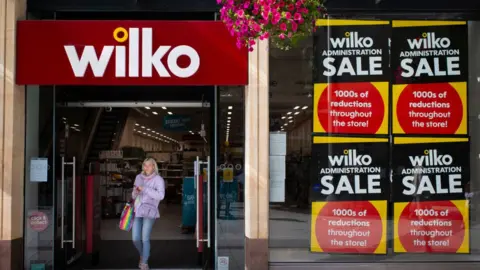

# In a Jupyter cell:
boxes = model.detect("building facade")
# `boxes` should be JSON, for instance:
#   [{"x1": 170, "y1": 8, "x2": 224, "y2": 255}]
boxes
[{"x1": 2, "y1": 0, "x2": 480, "y2": 270}]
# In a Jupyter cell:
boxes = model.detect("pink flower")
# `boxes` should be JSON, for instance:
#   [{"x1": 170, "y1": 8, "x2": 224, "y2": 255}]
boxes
[
  {"x1": 280, "y1": 23, "x2": 287, "y2": 31},
  {"x1": 278, "y1": 33, "x2": 286, "y2": 39},
  {"x1": 291, "y1": 21, "x2": 298, "y2": 32},
  {"x1": 236, "y1": 9, "x2": 245, "y2": 18},
  {"x1": 243, "y1": 1, "x2": 250, "y2": 8},
  {"x1": 272, "y1": 12, "x2": 281, "y2": 24},
  {"x1": 252, "y1": 22, "x2": 261, "y2": 33},
  {"x1": 287, "y1": 4, "x2": 295, "y2": 11},
  {"x1": 216, "y1": 0, "x2": 222, "y2": 4},
  {"x1": 294, "y1": 12, "x2": 302, "y2": 21},
  {"x1": 284, "y1": 12, "x2": 292, "y2": 19},
  {"x1": 262, "y1": 10, "x2": 269, "y2": 20}
]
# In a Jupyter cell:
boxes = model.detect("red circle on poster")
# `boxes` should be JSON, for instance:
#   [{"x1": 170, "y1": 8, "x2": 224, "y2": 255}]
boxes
[
  {"x1": 396, "y1": 83, "x2": 463, "y2": 134},
  {"x1": 315, "y1": 201, "x2": 383, "y2": 253},
  {"x1": 317, "y1": 82, "x2": 385, "y2": 134},
  {"x1": 398, "y1": 201, "x2": 465, "y2": 253},
  {"x1": 29, "y1": 211, "x2": 49, "y2": 232}
]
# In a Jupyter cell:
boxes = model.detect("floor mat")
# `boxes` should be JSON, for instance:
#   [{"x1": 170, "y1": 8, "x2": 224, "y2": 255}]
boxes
[{"x1": 83, "y1": 240, "x2": 199, "y2": 269}]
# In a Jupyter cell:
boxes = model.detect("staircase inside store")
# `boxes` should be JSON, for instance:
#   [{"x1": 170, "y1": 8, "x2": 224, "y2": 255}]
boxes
[{"x1": 86, "y1": 108, "x2": 129, "y2": 168}]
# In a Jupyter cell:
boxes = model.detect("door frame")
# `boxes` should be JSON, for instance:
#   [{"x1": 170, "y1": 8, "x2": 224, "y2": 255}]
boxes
[{"x1": 52, "y1": 88, "x2": 219, "y2": 269}]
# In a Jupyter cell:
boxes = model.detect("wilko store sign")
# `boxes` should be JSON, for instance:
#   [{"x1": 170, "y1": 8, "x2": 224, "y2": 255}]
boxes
[
  {"x1": 65, "y1": 28, "x2": 200, "y2": 78},
  {"x1": 16, "y1": 21, "x2": 248, "y2": 85}
]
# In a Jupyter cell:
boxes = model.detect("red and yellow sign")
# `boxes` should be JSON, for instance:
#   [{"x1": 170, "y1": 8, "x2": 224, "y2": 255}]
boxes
[
  {"x1": 313, "y1": 82, "x2": 389, "y2": 135},
  {"x1": 311, "y1": 200, "x2": 387, "y2": 254},
  {"x1": 392, "y1": 82, "x2": 467, "y2": 135},
  {"x1": 394, "y1": 200, "x2": 469, "y2": 253}
]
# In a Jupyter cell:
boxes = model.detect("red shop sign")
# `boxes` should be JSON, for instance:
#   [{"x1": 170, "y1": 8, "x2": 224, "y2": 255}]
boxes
[{"x1": 16, "y1": 21, "x2": 248, "y2": 85}]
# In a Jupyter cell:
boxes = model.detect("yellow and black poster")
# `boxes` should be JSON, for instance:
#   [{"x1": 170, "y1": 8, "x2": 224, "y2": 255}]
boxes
[
  {"x1": 391, "y1": 137, "x2": 470, "y2": 253},
  {"x1": 310, "y1": 136, "x2": 388, "y2": 254},
  {"x1": 391, "y1": 21, "x2": 468, "y2": 135},
  {"x1": 313, "y1": 19, "x2": 390, "y2": 136}
]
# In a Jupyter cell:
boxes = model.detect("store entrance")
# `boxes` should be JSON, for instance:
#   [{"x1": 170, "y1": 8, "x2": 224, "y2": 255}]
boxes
[{"x1": 53, "y1": 86, "x2": 216, "y2": 269}]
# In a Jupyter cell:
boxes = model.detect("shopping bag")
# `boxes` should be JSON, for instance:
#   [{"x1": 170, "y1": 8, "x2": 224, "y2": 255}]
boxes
[{"x1": 119, "y1": 200, "x2": 135, "y2": 231}]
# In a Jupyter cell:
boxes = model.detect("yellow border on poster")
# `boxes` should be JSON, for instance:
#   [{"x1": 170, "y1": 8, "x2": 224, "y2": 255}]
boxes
[
  {"x1": 311, "y1": 201, "x2": 388, "y2": 254},
  {"x1": 392, "y1": 82, "x2": 467, "y2": 135},
  {"x1": 313, "y1": 136, "x2": 388, "y2": 144},
  {"x1": 393, "y1": 200, "x2": 469, "y2": 253},
  {"x1": 316, "y1": 19, "x2": 390, "y2": 26},
  {"x1": 392, "y1": 20, "x2": 466, "y2": 27},
  {"x1": 393, "y1": 137, "x2": 469, "y2": 145},
  {"x1": 313, "y1": 82, "x2": 389, "y2": 135}
]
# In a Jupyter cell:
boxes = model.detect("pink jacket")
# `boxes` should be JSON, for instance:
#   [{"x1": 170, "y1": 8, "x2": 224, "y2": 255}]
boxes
[{"x1": 132, "y1": 173, "x2": 165, "y2": 219}]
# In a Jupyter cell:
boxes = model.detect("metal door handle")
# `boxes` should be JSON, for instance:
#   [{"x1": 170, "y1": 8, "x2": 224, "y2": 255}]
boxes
[
  {"x1": 72, "y1": 156, "x2": 76, "y2": 249},
  {"x1": 207, "y1": 156, "x2": 211, "y2": 248},
  {"x1": 61, "y1": 157, "x2": 65, "y2": 248},
  {"x1": 61, "y1": 156, "x2": 76, "y2": 249},
  {"x1": 195, "y1": 156, "x2": 200, "y2": 248}
]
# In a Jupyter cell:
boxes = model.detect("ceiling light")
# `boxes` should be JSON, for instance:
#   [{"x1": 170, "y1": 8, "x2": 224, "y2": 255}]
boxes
[
  {"x1": 152, "y1": 111, "x2": 158, "y2": 115},
  {"x1": 145, "y1": 107, "x2": 150, "y2": 110},
  {"x1": 74, "y1": 124, "x2": 79, "y2": 127},
  {"x1": 62, "y1": 117, "x2": 67, "y2": 120},
  {"x1": 294, "y1": 106, "x2": 300, "y2": 110},
  {"x1": 281, "y1": 116, "x2": 286, "y2": 119},
  {"x1": 227, "y1": 116, "x2": 231, "y2": 120},
  {"x1": 141, "y1": 126, "x2": 145, "y2": 129},
  {"x1": 147, "y1": 128, "x2": 151, "y2": 131},
  {"x1": 294, "y1": 111, "x2": 300, "y2": 115},
  {"x1": 228, "y1": 106, "x2": 233, "y2": 110},
  {"x1": 135, "y1": 123, "x2": 139, "y2": 126},
  {"x1": 288, "y1": 116, "x2": 293, "y2": 119},
  {"x1": 227, "y1": 120, "x2": 231, "y2": 123},
  {"x1": 142, "y1": 132, "x2": 146, "y2": 135},
  {"x1": 287, "y1": 112, "x2": 292, "y2": 115},
  {"x1": 228, "y1": 112, "x2": 232, "y2": 115},
  {"x1": 302, "y1": 106, "x2": 308, "y2": 110},
  {"x1": 289, "y1": 120, "x2": 293, "y2": 123},
  {"x1": 133, "y1": 129, "x2": 137, "y2": 131},
  {"x1": 168, "y1": 112, "x2": 173, "y2": 115},
  {"x1": 284, "y1": 123, "x2": 288, "y2": 126},
  {"x1": 162, "y1": 107, "x2": 167, "y2": 110}
]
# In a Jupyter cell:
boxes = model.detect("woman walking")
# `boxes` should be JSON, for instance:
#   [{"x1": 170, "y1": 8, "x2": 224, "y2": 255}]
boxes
[{"x1": 132, "y1": 158, "x2": 165, "y2": 270}]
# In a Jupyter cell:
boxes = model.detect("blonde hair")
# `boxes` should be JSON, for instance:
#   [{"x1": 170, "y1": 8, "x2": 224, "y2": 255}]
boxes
[{"x1": 142, "y1": 157, "x2": 159, "y2": 176}]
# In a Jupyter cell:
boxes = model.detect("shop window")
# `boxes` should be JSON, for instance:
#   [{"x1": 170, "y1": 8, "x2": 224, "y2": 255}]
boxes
[{"x1": 269, "y1": 19, "x2": 480, "y2": 263}]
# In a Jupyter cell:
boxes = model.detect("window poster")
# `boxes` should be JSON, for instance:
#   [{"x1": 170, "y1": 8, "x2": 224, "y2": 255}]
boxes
[
  {"x1": 391, "y1": 137, "x2": 470, "y2": 253},
  {"x1": 313, "y1": 19, "x2": 390, "y2": 135},
  {"x1": 310, "y1": 136, "x2": 388, "y2": 254},
  {"x1": 391, "y1": 21, "x2": 468, "y2": 135}
]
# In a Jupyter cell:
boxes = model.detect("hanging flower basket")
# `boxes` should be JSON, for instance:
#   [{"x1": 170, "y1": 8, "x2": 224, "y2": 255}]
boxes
[{"x1": 218, "y1": 0, "x2": 327, "y2": 51}]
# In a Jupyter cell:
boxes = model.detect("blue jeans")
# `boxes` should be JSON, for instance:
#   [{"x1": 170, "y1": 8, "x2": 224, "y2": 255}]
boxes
[{"x1": 132, "y1": 217, "x2": 155, "y2": 264}]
